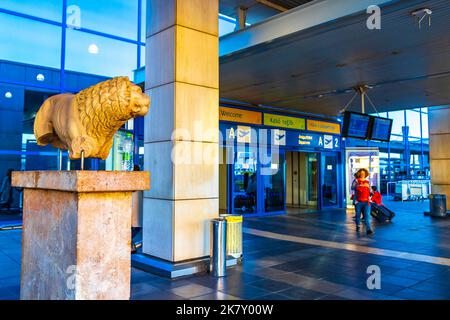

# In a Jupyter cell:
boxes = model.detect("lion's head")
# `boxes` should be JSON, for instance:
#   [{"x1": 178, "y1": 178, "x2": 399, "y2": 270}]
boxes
[{"x1": 76, "y1": 76, "x2": 150, "y2": 140}]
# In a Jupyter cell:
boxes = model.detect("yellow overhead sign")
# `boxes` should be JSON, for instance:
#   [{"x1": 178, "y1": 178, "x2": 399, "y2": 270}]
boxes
[
  {"x1": 263, "y1": 114, "x2": 305, "y2": 130},
  {"x1": 219, "y1": 107, "x2": 262, "y2": 125},
  {"x1": 307, "y1": 119, "x2": 341, "y2": 134}
]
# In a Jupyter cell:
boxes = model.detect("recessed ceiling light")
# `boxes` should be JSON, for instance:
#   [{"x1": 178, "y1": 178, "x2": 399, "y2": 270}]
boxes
[
  {"x1": 88, "y1": 44, "x2": 99, "y2": 54},
  {"x1": 36, "y1": 74, "x2": 45, "y2": 81},
  {"x1": 4, "y1": 91, "x2": 12, "y2": 99}
]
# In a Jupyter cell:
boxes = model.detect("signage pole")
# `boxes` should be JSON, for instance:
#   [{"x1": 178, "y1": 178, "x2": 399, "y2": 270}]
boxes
[{"x1": 361, "y1": 91, "x2": 365, "y2": 114}]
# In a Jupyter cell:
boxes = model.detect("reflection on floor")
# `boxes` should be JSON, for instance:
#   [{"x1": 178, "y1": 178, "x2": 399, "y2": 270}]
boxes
[
  {"x1": 1, "y1": 200, "x2": 450, "y2": 300},
  {"x1": 286, "y1": 205, "x2": 318, "y2": 215}
]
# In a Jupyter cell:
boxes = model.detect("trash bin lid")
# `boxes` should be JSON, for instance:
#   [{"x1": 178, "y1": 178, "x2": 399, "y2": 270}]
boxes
[{"x1": 225, "y1": 216, "x2": 243, "y2": 223}]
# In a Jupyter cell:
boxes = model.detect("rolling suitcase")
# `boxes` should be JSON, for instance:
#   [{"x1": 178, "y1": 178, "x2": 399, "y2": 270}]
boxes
[{"x1": 371, "y1": 203, "x2": 395, "y2": 222}]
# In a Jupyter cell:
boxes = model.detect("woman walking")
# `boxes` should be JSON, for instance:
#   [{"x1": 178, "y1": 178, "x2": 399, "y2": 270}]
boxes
[{"x1": 354, "y1": 168, "x2": 374, "y2": 235}]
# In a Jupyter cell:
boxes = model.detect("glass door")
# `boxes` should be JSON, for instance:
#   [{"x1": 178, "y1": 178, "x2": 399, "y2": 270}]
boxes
[
  {"x1": 307, "y1": 153, "x2": 319, "y2": 206},
  {"x1": 320, "y1": 153, "x2": 340, "y2": 208},
  {"x1": 231, "y1": 146, "x2": 258, "y2": 214},
  {"x1": 261, "y1": 150, "x2": 285, "y2": 213}
]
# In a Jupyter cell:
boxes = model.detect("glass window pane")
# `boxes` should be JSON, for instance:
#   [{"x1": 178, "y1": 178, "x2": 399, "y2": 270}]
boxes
[
  {"x1": 263, "y1": 152, "x2": 285, "y2": 212},
  {"x1": 141, "y1": 0, "x2": 146, "y2": 42},
  {"x1": 388, "y1": 110, "x2": 405, "y2": 136},
  {"x1": 67, "y1": 0, "x2": 138, "y2": 40},
  {"x1": 0, "y1": 13, "x2": 61, "y2": 68},
  {"x1": 0, "y1": 0, "x2": 62, "y2": 22},
  {"x1": 65, "y1": 29, "x2": 137, "y2": 78},
  {"x1": 406, "y1": 110, "x2": 421, "y2": 137},
  {"x1": 421, "y1": 112, "x2": 429, "y2": 139},
  {"x1": 140, "y1": 45, "x2": 146, "y2": 67},
  {"x1": 219, "y1": 16, "x2": 235, "y2": 37},
  {"x1": 233, "y1": 148, "x2": 258, "y2": 214}
]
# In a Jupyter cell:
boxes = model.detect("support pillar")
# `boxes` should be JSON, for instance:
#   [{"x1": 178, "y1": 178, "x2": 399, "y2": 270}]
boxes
[
  {"x1": 12, "y1": 171, "x2": 150, "y2": 300},
  {"x1": 429, "y1": 106, "x2": 450, "y2": 207},
  {"x1": 135, "y1": 0, "x2": 219, "y2": 277}
]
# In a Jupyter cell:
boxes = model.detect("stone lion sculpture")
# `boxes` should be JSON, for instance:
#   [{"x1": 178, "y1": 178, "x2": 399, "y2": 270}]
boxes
[{"x1": 34, "y1": 76, "x2": 150, "y2": 160}]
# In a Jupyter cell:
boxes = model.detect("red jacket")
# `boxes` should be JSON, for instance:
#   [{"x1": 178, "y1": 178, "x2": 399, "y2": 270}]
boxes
[
  {"x1": 371, "y1": 191, "x2": 382, "y2": 205},
  {"x1": 355, "y1": 178, "x2": 371, "y2": 202}
]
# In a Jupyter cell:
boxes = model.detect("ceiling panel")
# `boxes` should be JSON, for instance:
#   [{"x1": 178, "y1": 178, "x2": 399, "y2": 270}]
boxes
[{"x1": 219, "y1": 0, "x2": 450, "y2": 115}]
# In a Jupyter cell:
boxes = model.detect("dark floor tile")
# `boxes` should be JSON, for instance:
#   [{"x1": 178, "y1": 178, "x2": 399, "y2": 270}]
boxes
[
  {"x1": 270, "y1": 261, "x2": 303, "y2": 273},
  {"x1": 379, "y1": 274, "x2": 421, "y2": 287},
  {"x1": 377, "y1": 259, "x2": 421, "y2": 269},
  {"x1": 149, "y1": 277, "x2": 194, "y2": 290},
  {"x1": 0, "y1": 286, "x2": 19, "y2": 300},
  {"x1": 353, "y1": 281, "x2": 405, "y2": 295},
  {"x1": 390, "y1": 269, "x2": 434, "y2": 281},
  {"x1": 248, "y1": 278, "x2": 294, "y2": 293},
  {"x1": 333, "y1": 287, "x2": 390, "y2": 300},
  {"x1": 131, "y1": 290, "x2": 184, "y2": 300},
  {"x1": 277, "y1": 286, "x2": 325, "y2": 300},
  {"x1": 131, "y1": 282, "x2": 161, "y2": 296},
  {"x1": 0, "y1": 276, "x2": 20, "y2": 288},
  {"x1": 317, "y1": 294, "x2": 350, "y2": 300},
  {"x1": 170, "y1": 283, "x2": 214, "y2": 299},
  {"x1": 191, "y1": 291, "x2": 240, "y2": 300},
  {"x1": 410, "y1": 281, "x2": 450, "y2": 297},
  {"x1": 392, "y1": 288, "x2": 448, "y2": 300},
  {"x1": 0, "y1": 266, "x2": 20, "y2": 280},
  {"x1": 258, "y1": 293, "x2": 294, "y2": 300},
  {"x1": 425, "y1": 273, "x2": 450, "y2": 285},
  {"x1": 221, "y1": 284, "x2": 271, "y2": 300}
]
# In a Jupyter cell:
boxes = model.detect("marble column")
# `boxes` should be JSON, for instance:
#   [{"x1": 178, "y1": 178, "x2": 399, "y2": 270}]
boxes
[
  {"x1": 12, "y1": 171, "x2": 150, "y2": 300},
  {"x1": 429, "y1": 106, "x2": 450, "y2": 207},
  {"x1": 142, "y1": 0, "x2": 219, "y2": 263}
]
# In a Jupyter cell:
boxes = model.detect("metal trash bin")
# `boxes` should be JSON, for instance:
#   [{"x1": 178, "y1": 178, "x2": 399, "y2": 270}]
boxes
[
  {"x1": 223, "y1": 215, "x2": 243, "y2": 262},
  {"x1": 211, "y1": 218, "x2": 227, "y2": 277},
  {"x1": 429, "y1": 194, "x2": 447, "y2": 217}
]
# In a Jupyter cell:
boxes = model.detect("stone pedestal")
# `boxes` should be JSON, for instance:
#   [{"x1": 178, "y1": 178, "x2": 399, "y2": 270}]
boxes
[{"x1": 12, "y1": 171, "x2": 150, "y2": 300}]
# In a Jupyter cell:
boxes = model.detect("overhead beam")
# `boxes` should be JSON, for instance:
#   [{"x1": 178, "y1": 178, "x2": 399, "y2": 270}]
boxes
[{"x1": 255, "y1": 0, "x2": 288, "y2": 12}]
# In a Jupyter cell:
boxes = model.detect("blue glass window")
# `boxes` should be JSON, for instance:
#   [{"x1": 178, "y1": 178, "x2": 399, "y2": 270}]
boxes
[
  {"x1": 65, "y1": 29, "x2": 137, "y2": 78},
  {"x1": 388, "y1": 110, "x2": 405, "y2": 136},
  {"x1": 0, "y1": 0, "x2": 62, "y2": 22},
  {"x1": 421, "y1": 112, "x2": 429, "y2": 139},
  {"x1": 406, "y1": 110, "x2": 421, "y2": 138},
  {"x1": 140, "y1": 45, "x2": 146, "y2": 67},
  {"x1": 0, "y1": 13, "x2": 61, "y2": 68},
  {"x1": 219, "y1": 16, "x2": 236, "y2": 37},
  {"x1": 140, "y1": 0, "x2": 146, "y2": 42},
  {"x1": 67, "y1": 0, "x2": 138, "y2": 40}
]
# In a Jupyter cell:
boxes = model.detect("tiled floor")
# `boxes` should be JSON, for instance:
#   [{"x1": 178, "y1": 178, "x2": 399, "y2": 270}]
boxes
[{"x1": 1, "y1": 199, "x2": 449, "y2": 300}]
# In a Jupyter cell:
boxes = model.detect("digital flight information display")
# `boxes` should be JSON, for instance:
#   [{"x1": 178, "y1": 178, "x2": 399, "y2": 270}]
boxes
[
  {"x1": 370, "y1": 117, "x2": 393, "y2": 141},
  {"x1": 342, "y1": 112, "x2": 371, "y2": 139}
]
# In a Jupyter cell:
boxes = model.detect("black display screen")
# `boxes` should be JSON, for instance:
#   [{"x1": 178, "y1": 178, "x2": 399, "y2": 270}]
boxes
[
  {"x1": 342, "y1": 112, "x2": 371, "y2": 139},
  {"x1": 370, "y1": 117, "x2": 393, "y2": 141}
]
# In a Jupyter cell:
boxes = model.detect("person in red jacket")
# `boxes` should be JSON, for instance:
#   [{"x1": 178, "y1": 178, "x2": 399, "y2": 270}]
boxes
[
  {"x1": 371, "y1": 186, "x2": 382, "y2": 205},
  {"x1": 354, "y1": 168, "x2": 374, "y2": 235}
]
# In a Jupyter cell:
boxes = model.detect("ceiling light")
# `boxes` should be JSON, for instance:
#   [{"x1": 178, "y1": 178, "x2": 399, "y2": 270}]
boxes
[
  {"x1": 4, "y1": 91, "x2": 12, "y2": 99},
  {"x1": 36, "y1": 74, "x2": 45, "y2": 81},
  {"x1": 88, "y1": 44, "x2": 99, "y2": 54}
]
